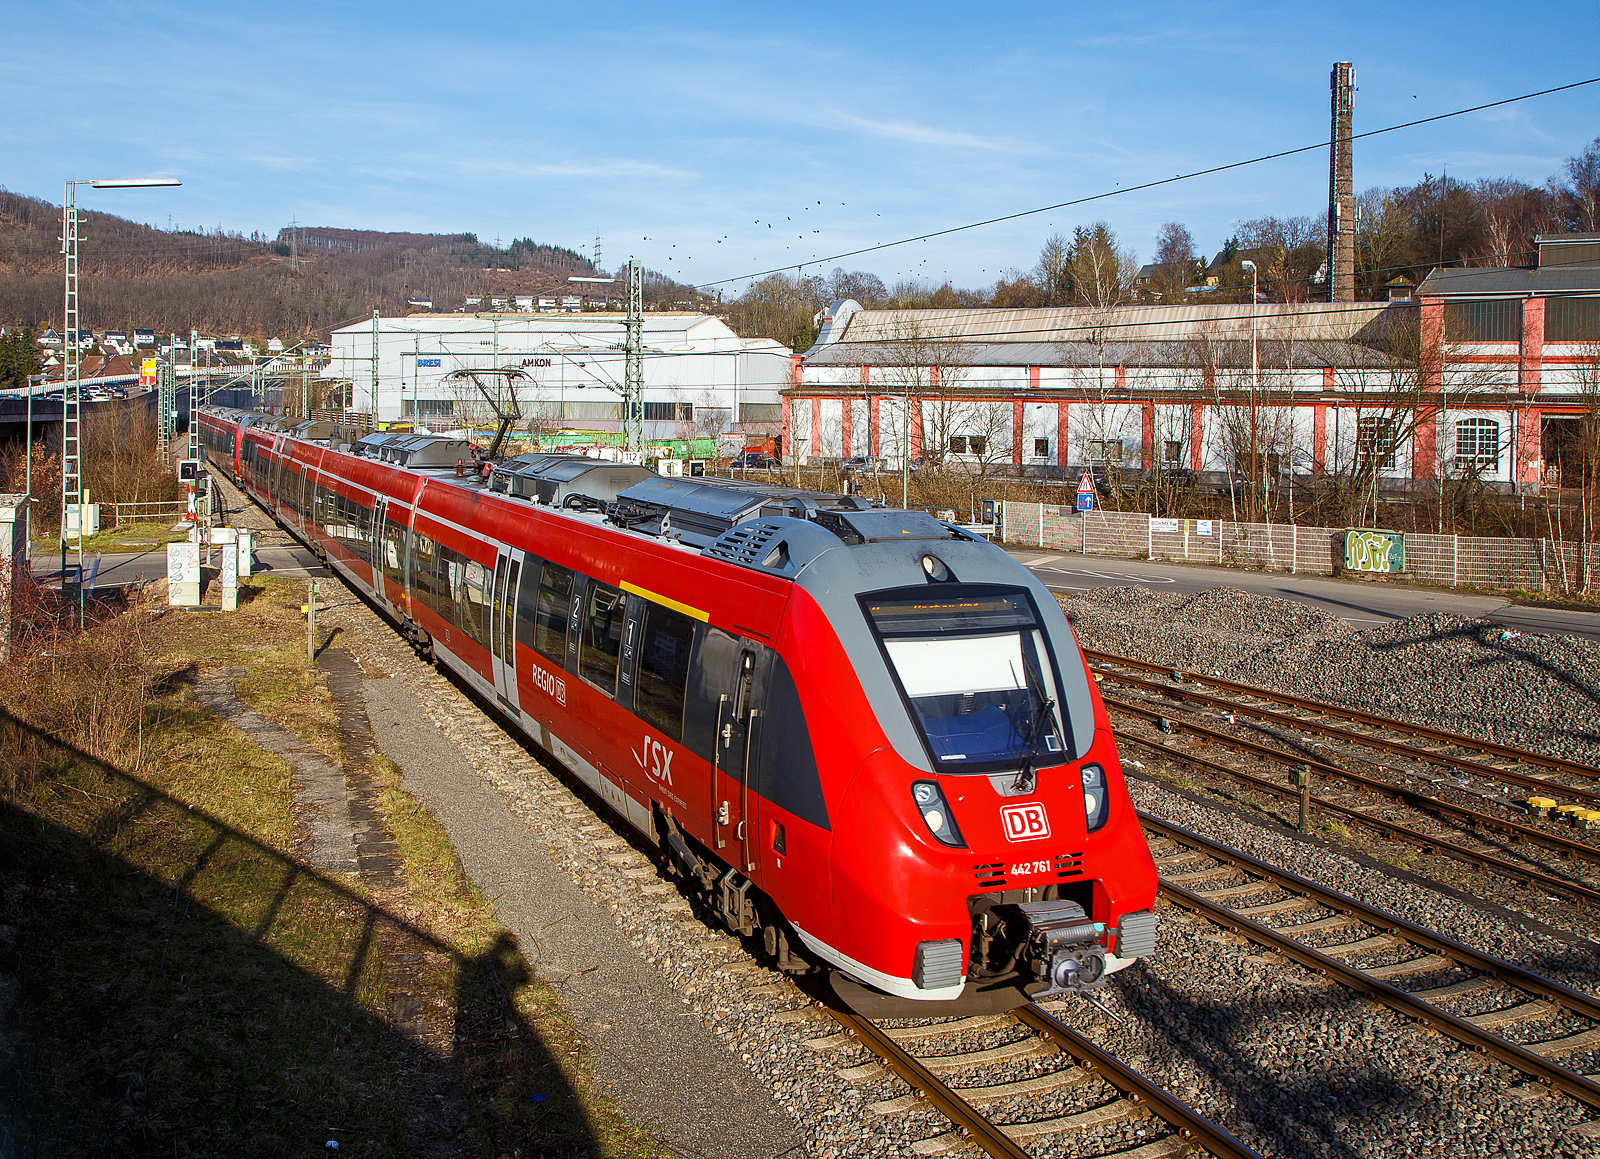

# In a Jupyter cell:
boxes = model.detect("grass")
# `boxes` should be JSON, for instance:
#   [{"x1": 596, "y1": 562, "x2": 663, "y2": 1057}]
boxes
[
  {"x1": 33, "y1": 518, "x2": 193, "y2": 556},
  {"x1": 0, "y1": 578, "x2": 660, "y2": 1157}
]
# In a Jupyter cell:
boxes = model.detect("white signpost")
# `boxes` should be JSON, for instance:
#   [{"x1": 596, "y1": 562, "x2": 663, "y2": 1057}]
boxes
[{"x1": 167, "y1": 541, "x2": 201, "y2": 607}]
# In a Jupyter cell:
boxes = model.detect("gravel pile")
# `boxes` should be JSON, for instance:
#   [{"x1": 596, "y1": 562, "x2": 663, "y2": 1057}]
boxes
[{"x1": 1064, "y1": 587, "x2": 1600, "y2": 767}]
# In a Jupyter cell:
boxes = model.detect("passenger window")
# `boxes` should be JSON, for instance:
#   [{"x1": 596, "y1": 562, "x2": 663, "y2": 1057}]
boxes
[
  {"x1": 436, "y1": 545, "x2": 460, "y2": 626},
  {"x1": 533, "y1": 563, "x2": 573, "y2": 663},
  {"x1": 578, "y1": 581, "x2": 626, "y2": 696},
  {"x1": 459, "y1": 557, "x2": 488, "y2": 643},
  {"x1": 412, "y1": 533, "x2": 437, "y2": 610},
  {"x1": 634, "y1": 603, "x2": 696, "y2": 741},
  {"x1": 515, "y1": 559, "x2": 544, "y2": 654}
]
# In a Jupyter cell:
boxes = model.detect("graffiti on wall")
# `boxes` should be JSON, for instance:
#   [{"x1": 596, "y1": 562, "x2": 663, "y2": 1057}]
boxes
[{"x1": 1344, "y1": 529, "x2": 1405, "y2": 574}]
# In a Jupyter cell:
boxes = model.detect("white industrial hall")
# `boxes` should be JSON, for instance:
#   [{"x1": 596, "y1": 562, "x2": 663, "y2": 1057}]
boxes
[{"x1": 323, "y1": 312, "x2": 791, "y2": 440}]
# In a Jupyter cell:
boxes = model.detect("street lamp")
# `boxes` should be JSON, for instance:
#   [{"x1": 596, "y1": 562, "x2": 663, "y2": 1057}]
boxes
[
  {"x1": 1240, "y1": 259, "x2": 1259, "y2": 522},
  {"x1": 60, "y1": 176, "x2": 180, "y2": 622}
]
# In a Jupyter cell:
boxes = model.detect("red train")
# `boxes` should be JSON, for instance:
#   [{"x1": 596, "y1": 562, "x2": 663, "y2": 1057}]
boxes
[{"x1": 198, "y1": 406, "x2": 1157, "y2": 1011}]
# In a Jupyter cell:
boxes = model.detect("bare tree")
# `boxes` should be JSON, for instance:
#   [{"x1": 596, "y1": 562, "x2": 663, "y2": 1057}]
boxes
[
  {"x1": 1068, "y1": 223, "x2": 1138, "y2": 308},
  {"x1": 1149, "y1": 223, "x2": 1198, "y2": 302},
  {"x1": 876, "y1": 318, "x2": 974, "y2": 495}
]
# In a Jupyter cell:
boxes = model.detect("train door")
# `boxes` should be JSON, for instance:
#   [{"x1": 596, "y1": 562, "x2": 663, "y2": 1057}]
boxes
[
  {"x1": 489, "y1": 545, "x2": 526, "y2": 713},
  {"x1": 698, "y1": 634, "x2": 767, "y2": 882},
  {"x1": 369, "y1": 496, "x2": 389, "y2": 599}
]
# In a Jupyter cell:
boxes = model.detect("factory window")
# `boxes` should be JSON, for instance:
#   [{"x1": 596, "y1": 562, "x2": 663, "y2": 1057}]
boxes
[
  {"x1": 1444, "y1": 300, "x2": 1520, "y2": 343},
  {"x1": 579, "y1": 581, "x2": 626, "y2": 696},
  {"x1": 948, "y1": 435, "x2": 987, "y2": 456},
  {"x1": 1455, "y1": 418, "x2": 1501, "y2": 471},
  {"x1": 533, "y1": 563, "x2": 574, "y2": 664},
  {"x1": 1033, "y1": 438, "x2": 1050, "y2": 459},
  {"x1": 1357, "y1": 417, "x2": 1397, "y2": 470},
  {"x1": 1163, "y1": 441, "x2": 1183, "y2": 465},
  {"x1": 402, "y1": 399, "x2": 455, "y2": 418},
  {"x1": 740, "y1": 403, "x2": 782, "y2": 423},
  {"x1": 1087, "y1": 439, "x2": 1124, "y2": 463},
  {"x1": 643, "y1": 402, "x2": 692, "y2": 421},
  {"x1": 634, "y1": 602, "x2": 697, "y2": 742},
  {"x1": 1545, "y1": 299, "x2": 1600, "y2": 342}
]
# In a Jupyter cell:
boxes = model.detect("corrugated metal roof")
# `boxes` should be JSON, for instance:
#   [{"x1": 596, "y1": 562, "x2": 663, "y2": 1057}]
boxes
[
  {"x1": 827, "y1": 303, "x2": 1396, "y2": 346},
  {"x1": 805, "y1": 338, "x2": 1398, "y2": 370},
  {"x1": 1419, "y1": 267, "x2": 1600, "y2": 297}
]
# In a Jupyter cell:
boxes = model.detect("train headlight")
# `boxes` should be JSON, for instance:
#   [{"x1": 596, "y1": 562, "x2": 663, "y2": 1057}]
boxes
[
  {"x1": 1081, "y1": 763, "x2": 1109, "y2": 832},
  {"x1": 911, "y1": 780, "x2": 965, "y2": 848}
]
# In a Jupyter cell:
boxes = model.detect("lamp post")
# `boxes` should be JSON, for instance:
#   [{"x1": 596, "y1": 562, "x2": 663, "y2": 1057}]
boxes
[
  {"x1": 60, "y1": 176, "x2": 180, "y2": 623},
  {"x1": 1240, "y1": 259, "x2": 1259, "y2": 522}
]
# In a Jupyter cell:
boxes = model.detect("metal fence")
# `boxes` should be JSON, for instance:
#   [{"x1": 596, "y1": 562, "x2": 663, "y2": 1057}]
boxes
[
  {"x1": 1001, "y1": 501, "x2": 1600, "y2": 596},
  {"x1": 107, "y1": 500, "x2": 188, "y2": 528}
]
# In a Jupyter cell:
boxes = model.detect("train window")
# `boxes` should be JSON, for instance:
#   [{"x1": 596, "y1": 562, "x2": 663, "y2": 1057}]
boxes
[
  {"x1": 436, "y1": 545, "x2": 460, "y2": 625},
  {"x1": 533, "y1": 564, "x2": 573, "y2": 664},
  {"x1": 457, "y1": 554, "x2": 488, "y2": 644},
  {"x1": 380, "y1": 510, "x2": 406, "y2": 587},
  {"x1": 634, "y1": 602, "x2": 697, "y2": 741},
  {"x1": 756, "y1": 655, "x2": 830, "y2": 831},
  {"x1": 514, "y1": 557, "x2": 543, "y2": 654},
  {"x1": 578, "y1": 581, "x2": 625, "y2": 696},
  {"x1": 351, "y1": 498, "x2": 372, "y2": 564},
  {"x1": 861, "y1": 586, "x2": 1069, "y2": 774},
  {"x1": 412, "y1": 533, "x2": 437, "y2": 611}
]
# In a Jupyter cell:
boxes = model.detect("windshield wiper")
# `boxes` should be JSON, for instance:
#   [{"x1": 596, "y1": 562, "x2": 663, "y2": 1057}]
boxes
[{"x1": 1011, "y1": 660, "x2": 1056, "y2": 795}]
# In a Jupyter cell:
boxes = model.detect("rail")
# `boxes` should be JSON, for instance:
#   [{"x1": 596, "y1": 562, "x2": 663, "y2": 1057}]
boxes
[
  {"x1": 1085, "y1": 648, "x2": 1600, "y2": 786},
  {"x1": 1116, "y1": 724, "x2": 1600, "y2": 906},
  {"x1": 824, "y1": 997, "x2": 1260, "y2": 1158},
  {"x1": 1143, "y1": 813, "x2": 1600, "y2": 1112}
]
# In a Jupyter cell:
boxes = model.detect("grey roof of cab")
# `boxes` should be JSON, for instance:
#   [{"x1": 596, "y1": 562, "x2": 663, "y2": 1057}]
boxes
[{"x1": 780, "y1": 529, "x2": 1097, "y2": 774}]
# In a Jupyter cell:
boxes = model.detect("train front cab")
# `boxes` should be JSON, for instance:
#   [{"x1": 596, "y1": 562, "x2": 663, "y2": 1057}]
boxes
[{"x1": 776, "y1": 533, "x2": 1159, "y2": 1009}]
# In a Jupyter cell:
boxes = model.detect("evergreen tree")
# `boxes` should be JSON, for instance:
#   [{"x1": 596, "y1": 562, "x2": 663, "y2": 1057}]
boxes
[{"x1": 0, "y1": 326, "x2": 40, "y2": 391}]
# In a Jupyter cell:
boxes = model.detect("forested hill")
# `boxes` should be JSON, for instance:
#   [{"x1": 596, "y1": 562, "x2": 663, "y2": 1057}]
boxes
[{"x1": 0, "y1": 189, "x2": 604, "y2": 340}]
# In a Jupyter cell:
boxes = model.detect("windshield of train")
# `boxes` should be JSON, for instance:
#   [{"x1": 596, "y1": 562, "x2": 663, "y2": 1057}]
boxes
[{"x1": 862, "y1": 587, "x2": 1067, "y2": 774}]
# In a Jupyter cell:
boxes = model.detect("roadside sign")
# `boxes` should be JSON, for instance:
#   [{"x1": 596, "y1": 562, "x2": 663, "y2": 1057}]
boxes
[
  {"x1": 1150, "y1": 517, "x2": 1180, "y2": 534},
  {"x1": 1076, "y1": 494, "x2": 1094, "y2": 512},
  {"x1": 1077, "y1": 474, "x2": 1094, "y2": 495},
  {"x1": 1195, "y1": 520, "x2": 1214, "y2": 536}
]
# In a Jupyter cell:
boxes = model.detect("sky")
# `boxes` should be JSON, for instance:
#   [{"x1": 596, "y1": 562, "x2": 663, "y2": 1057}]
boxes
[{"x1": 3, "y1": 1, "x2": 1598, "y2": 295}]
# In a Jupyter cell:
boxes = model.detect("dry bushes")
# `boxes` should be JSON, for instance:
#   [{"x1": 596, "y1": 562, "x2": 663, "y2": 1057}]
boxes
[{"x1": 0, "y1": 583, "x2": 157, "y2": 792}]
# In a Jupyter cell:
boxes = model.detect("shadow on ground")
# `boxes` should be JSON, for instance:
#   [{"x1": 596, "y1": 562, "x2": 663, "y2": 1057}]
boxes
[{"x1": 0, "y1": 709, "x2": 605, "y2": 1158}]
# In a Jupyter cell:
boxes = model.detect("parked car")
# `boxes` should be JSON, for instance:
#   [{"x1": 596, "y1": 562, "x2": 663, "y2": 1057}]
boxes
[
  {"x1": 841, "y1": 455, "x2": 881, "y2": 473},
  {"x1": 732, "y1": 451, "x2": 774, "y2": 468}
]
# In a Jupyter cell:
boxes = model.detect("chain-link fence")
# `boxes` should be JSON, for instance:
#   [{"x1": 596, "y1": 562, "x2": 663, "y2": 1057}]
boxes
[{"x1": 1000, "y1": 500, "x2": 1600, "y2": 596}]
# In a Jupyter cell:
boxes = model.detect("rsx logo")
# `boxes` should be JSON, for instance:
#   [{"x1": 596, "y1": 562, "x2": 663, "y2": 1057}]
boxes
[{"x1": 633, "y1": 733, "x2": 674, "y2": 786}]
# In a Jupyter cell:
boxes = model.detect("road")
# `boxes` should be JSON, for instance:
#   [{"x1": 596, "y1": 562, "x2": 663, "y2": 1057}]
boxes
[
  {"x1": 33, "y1": 543, "x2": 325, "y2": 589},
  {"x1": 40, "y1": 537, "x2": 1600, "y2": 645},
  {"x1": 1006, "y1": 549, "x2": 1600, "y2": 643}
]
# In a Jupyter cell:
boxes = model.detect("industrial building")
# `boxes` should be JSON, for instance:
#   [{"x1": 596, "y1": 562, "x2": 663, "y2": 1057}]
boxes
[
  {"x1": 789, "y1": 235, "x2": 1600, "y2": 492},
  {"x1": 324, "y1": 312, "x2": 790, "y2": 443}
]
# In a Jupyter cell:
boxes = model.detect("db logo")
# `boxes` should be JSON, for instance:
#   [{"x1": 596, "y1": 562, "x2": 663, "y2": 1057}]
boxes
[{"x1": 1000, "y1": 802, "x2": 1051, "y2": 842}]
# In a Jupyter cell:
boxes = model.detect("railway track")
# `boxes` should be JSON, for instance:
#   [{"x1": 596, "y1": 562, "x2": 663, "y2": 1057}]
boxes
[
  {"x1": 1085, "y1": 653, "x2": 1600, "y2": 906},
  {"x1": 812, "y1": 996, "x2": 1259, "y2": 1159},
  {"x1": 1144, "y1": 813, "x2": 1600, "y2": 1114},
  {"x1": 1083, "y1": 649, "x2": 1600, "y2": 802}
]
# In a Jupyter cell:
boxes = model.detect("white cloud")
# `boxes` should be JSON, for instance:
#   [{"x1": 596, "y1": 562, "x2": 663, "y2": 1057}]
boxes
[{"x1": 829, "y1": 112, "x2": 1029, "y2": 153}]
